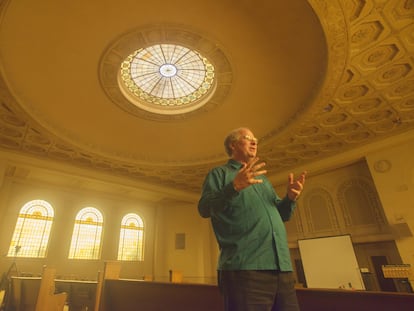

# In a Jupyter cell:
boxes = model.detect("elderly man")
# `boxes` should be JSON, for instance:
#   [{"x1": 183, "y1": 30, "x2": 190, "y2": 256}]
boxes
[{"x1": 198, "y1": 127, "x2": 306, "y2": 311}]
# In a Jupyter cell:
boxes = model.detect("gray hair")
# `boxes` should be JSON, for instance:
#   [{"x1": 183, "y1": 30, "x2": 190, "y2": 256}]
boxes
[{"x1": 224, "y1": 127, "x2": 247, "y2": 156}]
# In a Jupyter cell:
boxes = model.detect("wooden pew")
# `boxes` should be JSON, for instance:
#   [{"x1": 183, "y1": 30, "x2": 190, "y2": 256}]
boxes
[
  {"x1": 296, "y1": 288, "x2": 414, "y2": 311},
  {"x1": 97, "y1": 278, "x2": 414, "y2": 311},
  {"x1": 94, "y1": 261, "x2": 121, "y2": 311},
  {"x1": 55, "y1": 279, "x2": 97, "y2": 311},
  {"x1": 95, "y1": 261, "x2": 223, "y2": 311},
  {"x1": 35, "y1": 267, "x2": 67, "y2": 311},
  {"x1": 11, "y1": 266, "x2": 413, "y2": 311},
  {"x1": 10, "y1": 275, "x2": 97, "y2": 311},
  {"x1": 100, "y1": 279, "x2": 224, "y2": 311},
  {"x1": 10, "y1": 276, "x2": 41, "y2": 311}
]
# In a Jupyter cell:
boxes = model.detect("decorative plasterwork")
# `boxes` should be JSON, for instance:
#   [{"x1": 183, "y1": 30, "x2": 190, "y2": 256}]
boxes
[
  {"x1": 373, "y1": 159, "x2": 392, "y2": 173},
  {"x1": 260, "y1": 0, "x2": 414, "y2": 171},
  {"x1": 337, "y1": 178, "x2": 387, "y2": 227},
  {"x1": 0, "y1": 0, "x2": 413, "y2": 194}
]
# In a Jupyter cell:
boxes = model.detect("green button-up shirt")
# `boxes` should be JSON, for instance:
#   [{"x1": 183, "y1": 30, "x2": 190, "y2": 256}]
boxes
[{"x1": 198, "y1": 159, "x2": 296, "y2": 272}]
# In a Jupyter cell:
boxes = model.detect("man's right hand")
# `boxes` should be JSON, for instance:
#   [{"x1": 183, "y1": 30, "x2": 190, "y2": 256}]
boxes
[{"x1": 233, "y1": 157, "x2": 267, "y2": 192}]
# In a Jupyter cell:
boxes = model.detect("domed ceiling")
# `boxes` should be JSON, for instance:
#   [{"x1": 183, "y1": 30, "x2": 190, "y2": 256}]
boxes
[{"x1": 0, "y1": 0, "x2": 413, "y2": 197}]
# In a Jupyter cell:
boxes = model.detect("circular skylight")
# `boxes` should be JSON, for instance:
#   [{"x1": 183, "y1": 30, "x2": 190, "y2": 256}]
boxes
[
  {"x1": 100, "y1": 26, "x2": 233, "y2": 120},
  {"x1": 119, "y1": 44, "x2": 215, "y2": 112}
]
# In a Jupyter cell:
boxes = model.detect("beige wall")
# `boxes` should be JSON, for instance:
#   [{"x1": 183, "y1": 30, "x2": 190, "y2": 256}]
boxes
[
  {"x1": 0, "y1": 168, "x2": 216, "y2": 284},
  {"x1": 153, "y1": 202, "x2": 217, "y2": 284},
  {"x1": 366, "y1": 138, "x2": 414, "y2": 287},
  {"x1": 0, "y1": 138, "x2": 413, "y2": 291},
  {"x1": 0, "y1": 178, "x2": 157, "y2": 281}
]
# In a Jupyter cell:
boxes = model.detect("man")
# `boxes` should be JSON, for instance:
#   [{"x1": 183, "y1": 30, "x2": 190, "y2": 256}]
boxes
[{"x1": 198, "y1": 127, "x2": 306, "y2": 311}]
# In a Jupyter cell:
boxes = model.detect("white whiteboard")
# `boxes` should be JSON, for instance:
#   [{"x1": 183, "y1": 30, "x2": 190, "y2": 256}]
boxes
[{"x1": 298, "y1": 235, "x2": 365, "y2": 290}]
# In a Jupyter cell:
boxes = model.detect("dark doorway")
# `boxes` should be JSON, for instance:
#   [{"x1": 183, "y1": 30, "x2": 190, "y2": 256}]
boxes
[{"x1": 371, "y1": 256, "x2": 397, "y2": 292}]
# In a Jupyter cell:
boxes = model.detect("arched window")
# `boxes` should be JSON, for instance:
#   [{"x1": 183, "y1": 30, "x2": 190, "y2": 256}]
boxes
[
  {"x1": 117, "y1": 213, "x2": 144, "y2": 261},
  {"x1": 7, "y1": 200, "x2": 54, "y2": 258},
  {"x1": 68, "y1": 207, "x2": 103, "y2": 260}
]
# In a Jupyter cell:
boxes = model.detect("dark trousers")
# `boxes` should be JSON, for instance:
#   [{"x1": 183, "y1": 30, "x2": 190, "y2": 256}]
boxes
[{"x1": 218, "y1": 270, "x2": 300, "y2": 311}]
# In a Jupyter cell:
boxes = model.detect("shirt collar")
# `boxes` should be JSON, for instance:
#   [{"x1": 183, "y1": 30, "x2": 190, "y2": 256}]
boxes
[{"x1": 227, "y1": 158, "x2": 243, "y2": 169}]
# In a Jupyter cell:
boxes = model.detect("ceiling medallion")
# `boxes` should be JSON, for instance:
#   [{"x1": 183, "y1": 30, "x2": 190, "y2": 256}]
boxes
[{"x1": 99, "y1": 25, "x2": 233, "y2": 121}]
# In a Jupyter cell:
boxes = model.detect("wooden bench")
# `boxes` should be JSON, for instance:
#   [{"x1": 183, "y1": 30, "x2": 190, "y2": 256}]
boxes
[
  {"x1": 296, "y1": 288, "x2": 414, "y2": 311},
  {"x1": 99, "y1": 279, "x2": 224, "y2": 311},
  {"x1": 97, "y1": 278, "x2": 414, "y2": 311}
]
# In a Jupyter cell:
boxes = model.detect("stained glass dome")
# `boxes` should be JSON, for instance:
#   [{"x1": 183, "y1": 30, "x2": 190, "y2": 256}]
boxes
[{"x1": 119, "y1": 44, "x2": 215, "y2": 111}]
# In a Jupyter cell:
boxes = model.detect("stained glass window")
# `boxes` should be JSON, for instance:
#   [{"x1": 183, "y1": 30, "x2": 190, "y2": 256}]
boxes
[
  {"x1": 117, "y1": 213, "x2": 144, "y2": 261},
  {"x1": 7, "y1": 200, "x2": 54, "y2": 258},
  {"x1": 120, "y1": 44, "x2": 215, "y2": 107},
  {"x1": 68, "y1": 207, "x2": 103, "y2": 260}
]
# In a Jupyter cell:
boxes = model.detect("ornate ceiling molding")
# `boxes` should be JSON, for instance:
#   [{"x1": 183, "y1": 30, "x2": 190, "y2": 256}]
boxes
[{"x1": 0, "y1": 0, "x2": 413, "y2": 194}]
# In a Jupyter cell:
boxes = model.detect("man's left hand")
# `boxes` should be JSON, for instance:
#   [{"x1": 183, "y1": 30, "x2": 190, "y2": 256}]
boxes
[{"x1": 287, "y1": 171, "x2": 307, "y2": 201}]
